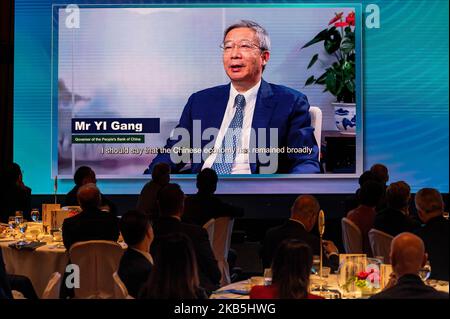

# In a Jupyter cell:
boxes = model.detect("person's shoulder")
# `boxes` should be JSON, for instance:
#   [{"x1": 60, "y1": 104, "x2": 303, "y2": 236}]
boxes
[
  {"x1": 250, "y1": 285, "x2": 277, "y2": 299},
  {"x1": 266, "y1": 82, "x2": 308, "y2": 100},
  {"x1": 266, "y1": 220, "x2": 293, "y2": 237},
  {"x1": 191, "y1": 84, "x2": 230, "y2": 98},
  {"x1": 181, "y1": 221, "x2": 204, "y2": 234}
]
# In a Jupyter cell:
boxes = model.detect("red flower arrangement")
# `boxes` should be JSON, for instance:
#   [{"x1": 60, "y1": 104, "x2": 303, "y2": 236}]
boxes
[{"x1": 302, "y1": 11, "x2": 356, "y2": 103}]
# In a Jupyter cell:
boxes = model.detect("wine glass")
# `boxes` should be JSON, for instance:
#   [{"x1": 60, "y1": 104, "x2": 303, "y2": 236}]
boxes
[
  {"x1": 31, "y1": 208, "x2": 40, "y2": 222},
  {"x1": 419, "y1": 262, "x2": 431, "y2": 281},
  {"x1": 18, "y1": 221, "x2": 28, "y2": 239},
  {"x1": 8, "y1": 216, "x2": 17, "y2": 229},
  {"x1": 8, "y1": 216, "x2": 18, "y2": 237}
]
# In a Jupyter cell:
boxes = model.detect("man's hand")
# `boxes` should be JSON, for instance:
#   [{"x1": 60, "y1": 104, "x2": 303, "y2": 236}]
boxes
[{"x1": 323, "y1": 240, "x2": 338, "y2": 255}]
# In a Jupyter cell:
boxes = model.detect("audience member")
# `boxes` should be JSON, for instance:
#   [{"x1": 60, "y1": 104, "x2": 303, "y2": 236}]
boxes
[
  {"x1": 118, "y1": 210, "x2": 154, "y2": 298},
  {"x1": 414, "y1": 188, "x2": 449, "y2": 281},
  {"x1": 151, "y1": 183, "x2": 221, "y2": 293},
  {"x1": 183, "y1": 168, "x2": 244, "y2": 226},
  {"x1": 136, "y1": 162, "x2": 171, "y2": 221},
  {"x1": 370, "y1": 163, "x2": 389, "y2": 185},
  {"x1": 371, "y1": 233, "x2": 448, "y2": 299},
  {"x1": 374, "y1": 181, "x2": 420, "y2": 236},
  {"x1": 251, "y1": 239, "x2": 323, "y2": 299},
  {"x1": 261, "y1": 195, "x2": 339, "y2": 271},
  {"x1": 64, "y1": 166, "x2": 118, "y2": 216},
  {"x1": 1, "y1": 162, "x2": 31, "y2": 222},
  {"x1": 347, "y1": 180, "x2": 384, "y2": 255},
  {"x1": 62, "y1": 183, "x2": 119, "y2": 250},
  {"x1": 343, "y1": 170, "x2": 377, "y2": 213},
  {"x1": 140, "y1": 232, "x2": 207, "y2": 299},
  {"x1": 370, "y1": 163, "x2": 389, "y2": 210}
]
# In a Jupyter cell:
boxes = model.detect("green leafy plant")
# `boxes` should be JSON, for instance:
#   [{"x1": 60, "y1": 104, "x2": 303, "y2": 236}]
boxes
[{"x1": 302, "y1": 12, "x2": 356, "y2": 103}]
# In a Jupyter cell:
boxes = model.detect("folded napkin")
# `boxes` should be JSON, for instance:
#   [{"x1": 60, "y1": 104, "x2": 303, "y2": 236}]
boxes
[{"x1": 8, "y1": 241, "x2": 46, "y2": 251}]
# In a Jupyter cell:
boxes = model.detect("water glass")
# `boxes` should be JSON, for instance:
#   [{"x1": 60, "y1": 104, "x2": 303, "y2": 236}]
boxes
[
  {"x1": 8, "y1": 216, "x2": 17, "y2": 230},
  {"x1": 18, "y1": 221, "x2": 28, "y2": 238},
  {"x1": 263, "y1": 268, "x2": 272, "y2": 286},
  {"x1": 31, "y1": 208, "x2": 40, "y2": 222}
]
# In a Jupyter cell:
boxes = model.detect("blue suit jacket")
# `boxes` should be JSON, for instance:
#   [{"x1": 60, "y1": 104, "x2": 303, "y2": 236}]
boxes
[{"x1": 147, "y1": 79, "x2": 320, "y2": 174}]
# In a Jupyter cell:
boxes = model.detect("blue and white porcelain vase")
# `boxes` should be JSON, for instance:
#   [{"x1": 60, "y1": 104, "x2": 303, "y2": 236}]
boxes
[{"x1": 333, "y1": 102, "x2": 356, "y2": 135}]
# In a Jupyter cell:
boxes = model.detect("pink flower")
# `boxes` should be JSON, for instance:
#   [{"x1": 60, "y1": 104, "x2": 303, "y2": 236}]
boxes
[{"x1": 367, "y1": 272, "x2": 380, "y2": 285}]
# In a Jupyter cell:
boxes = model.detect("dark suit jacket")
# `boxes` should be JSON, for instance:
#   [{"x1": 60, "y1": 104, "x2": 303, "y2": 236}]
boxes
[
  {"x1": 152, "y1": 216, "x2": 221, "y2": 292},
  {"x1": 415, "y1": 216, "x2": 449, "y2": 281},
  {"x1": 147, "y1": 79, "x2": 320, "y2": 174},
  {"x1": 183, "y1": 192, "x2": 244, "y2": 226},
  {"x1": 62, "y1": 207, "x2": 120, "y2": 250},
  {"x1": 370, "y1": 274, "x2": 449, "y2": 299},
  {"x1": 260, "y1": 219, "x2": 339, "y2": 271},
  {"x1": 0, "y1": 249, "x2": 12, "y2": 299},
  {"x1": 373, "y1": 208, "x2": 420, "y2": 237},
  {"x1": 64, "y1": 185, "x2": 118, "y2": 216},
  {"x1": 118, "y1": 248, "x2": 153, "y2": 298}
]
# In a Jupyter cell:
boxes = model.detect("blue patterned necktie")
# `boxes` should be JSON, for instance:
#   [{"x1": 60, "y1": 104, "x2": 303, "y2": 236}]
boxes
[{"x1": 212, "y1": 94, "x2": 246, "y2": 174}]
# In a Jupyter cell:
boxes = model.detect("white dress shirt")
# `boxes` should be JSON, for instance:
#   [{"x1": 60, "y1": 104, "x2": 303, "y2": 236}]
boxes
[{"x1": 202, "y1": 80, "x2": 261, "y2": 174}]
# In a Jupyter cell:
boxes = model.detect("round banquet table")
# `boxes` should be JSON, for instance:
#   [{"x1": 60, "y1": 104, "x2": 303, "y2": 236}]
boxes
[
  {"x1": 0, "y1": 240, "x2": 69, "y2": 298},
  {"x1": 210, "y1": 274, "x2": 449, "y2": 299},
  {"x1": 0, "y1": 240, "x2": 128, "y2": 298}
]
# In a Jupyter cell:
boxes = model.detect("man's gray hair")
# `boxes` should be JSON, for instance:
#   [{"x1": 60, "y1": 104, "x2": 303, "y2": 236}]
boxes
[
  {"x1": 415, "y1": 188, "x2": 444, "y2": 214},
  {"x1": 223, "y1": 20, "x2": 271, "y2": 51}
]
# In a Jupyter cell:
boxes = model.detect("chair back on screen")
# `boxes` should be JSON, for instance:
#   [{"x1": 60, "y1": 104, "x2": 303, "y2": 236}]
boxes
[
  {"x1": 69, "y1": 240, "x2": 124, "y2": 299},
  {"x1": 42, "y1": 272, "x2": 61, "y2": 299},
  {"x1": 309, "y1": 106, "x2": 322, "y2": 156},
  {"x1": 369, "y1": 229, "x2": 393, "y2": 263},
  {"x1": 341, "y1": 217, "x2": 363, "y2": 253},
  {"x1": 211, "y1": 217, "x2": 235, "y2": 286}
]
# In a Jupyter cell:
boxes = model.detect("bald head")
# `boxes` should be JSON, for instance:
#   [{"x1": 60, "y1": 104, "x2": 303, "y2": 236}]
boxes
[
  {"x1": 390, "y1": 233, "x2": 427, "y2": 278},
  {"x1": 77, "y1": 183, "x2": 101, "y2": 211},
  {"x1": 291, "y1": 195, "x2": 320, "y2": 231}
]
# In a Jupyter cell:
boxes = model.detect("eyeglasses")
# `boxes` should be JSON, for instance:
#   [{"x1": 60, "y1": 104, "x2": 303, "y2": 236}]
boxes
[{"x1": 220, "y1": 40, "x2": 262, "y2": 53}]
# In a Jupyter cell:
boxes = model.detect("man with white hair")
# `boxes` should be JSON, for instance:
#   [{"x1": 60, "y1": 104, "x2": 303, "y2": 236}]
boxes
[
  {"x1": 371, "y1": 233, "x2": 448, "y2": 299},
  {"x1": 62, "y1": 183, "x2": 119, "y2": 249}
]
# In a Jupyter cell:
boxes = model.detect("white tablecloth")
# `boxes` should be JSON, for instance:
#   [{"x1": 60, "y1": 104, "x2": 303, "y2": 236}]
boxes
[
  {"x1": 0, "y1": 241, "x2": 69, "y2": 298},
  {"x1": 0, "y1": 240, "x2": 128, "y2": 298},
  {"x1": 210, "y1": 274, "x2": 449, "y2": 299}
]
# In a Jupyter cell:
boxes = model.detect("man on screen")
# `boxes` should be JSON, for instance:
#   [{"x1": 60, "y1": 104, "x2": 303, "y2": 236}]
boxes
[{"x1": 146, "y1": 20, "x2": 320, "y2": 175}]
